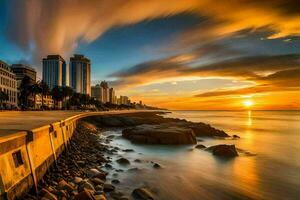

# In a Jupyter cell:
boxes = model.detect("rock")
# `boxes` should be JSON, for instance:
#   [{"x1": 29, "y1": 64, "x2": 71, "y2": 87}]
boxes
[
  {"x1": 134, "y1": 159, "x2": 142, "y2": 163},
  {"x1": 40, "y1": 188, "x2": 58, "y2": 200},
  {"x1": 78, "y1": 181, "x2": 95, "y2": 193},
  {"x1": 95, "y1": 173, "x2": 107, "y2": 180},
  {"x1": 111, "y1": 179, "x2": 120, "y2": 184},
  {"x1": 91, "y1": 177, "x2": 105, "y2": 186},
  {"x1": 87, "y1": 168, "x2": 102, "y2": 177},
  {"x1": 233, "y1": 135, "x2": 240, "y2": 139},
  {"x1": 107, "y1": 135, "x2": 115, "y2": 139},
  {"x1": 94, "y1": 194, "x2": 107, "y2": 200},
  {"x1": 116, "y1": 157, "x2": 130, "y2": 165},
  {"x1": 128, "y1": 167, "x2": 139, "y2": 172},
  {"x1": 188, "y1": 122, "x2": 229, "y2": 137},
  {"x1": 110, "y1": 191, "x2": 123, "y2": 199},
  {"x1": 132, "y1": 187, "x2": 154, "y2": 200},
  {"x1": 122, "y1": 124, "x2": 197, "y2": 145},
  {"x1": 105, "y1": 163, "x2": 113, "y2": 169},
  {"x1": 58, "y1": 180, "x2": 75, "y2": 192},
  {"x1": 206, "y1": 144, "x2": 239, "y2": 158},
  {"x1": 195, "y1": 144, "x2": 206, "y2": 149},
  {"x1": 76, "y1": 160, "x2": 86, "y2": 165},
  {"x1": 74, "y1": 177, "x2": 83, "y2": 184},
  {"x1": 122, "y1": 149, "x2": 134, "y2": 152},
  {"x1": 153, "y1": 163, "x2": 161, "y2": 168},
  {"x1": 103, "y1": 184, "x2": 115, "y2": 192},
  {"x1": 95, "y1": 185, "x2": 104, "y2": 192},
  {"x1": 74, "y1": 189, "x2": 96, "y2": 200}
]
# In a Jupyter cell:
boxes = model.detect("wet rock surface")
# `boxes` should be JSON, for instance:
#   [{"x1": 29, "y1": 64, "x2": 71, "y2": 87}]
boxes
[
  {"x1": 122, "y1": 124, "x2": 197, "y2": 145},
  {"x1": 132, "y1": 187, "x2": 155, "y2": 200},
  {"x1": 206, "y1": 144, "x2": 239, "y2": 158},
  {"x1": 195, "y1": 144, "x2": 206, "y2": 149},
  {"x1": 83, "y1": 112, "x2": 230, "y2": 138}
]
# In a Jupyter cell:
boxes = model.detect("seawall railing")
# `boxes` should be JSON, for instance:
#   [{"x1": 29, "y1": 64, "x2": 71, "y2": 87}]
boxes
[{"x1": 0, "y1": 112, "x2": 118, "y2": 200}]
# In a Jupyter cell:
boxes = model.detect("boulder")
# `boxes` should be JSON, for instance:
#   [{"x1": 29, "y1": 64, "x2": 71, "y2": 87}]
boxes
[
  {"x1": 87, "y1": 168, "x2": 102, "y2": 177},
  {"x1": 94, "y1": 194, "x2": 107, "y2": 200},
  {"x1": 74, "y1": 177, "x2": 83, "y2": 184},
  {"x1": 122, "y1": 124, "x2": 197, "y2": 145},
  {"x1": 91, "y1": 177, "x2": 105, "y2": 186},
  {"x1": 78, "y1": 181, "x2": 95, "y2": 193},
  {"x1": 206, "y1": 144, "x2": 238, "y2": 158},
  {"x1": 110, "y1": 191, "x2": 123, "y2": 199},
  {"x1": 111, "y1": 179, "x2": 120, "y2": 184},
  {"x1": 58, "y1": 180, "x2": 75, "y2": 192},
  {"x1": 40, "y1": 188, "x2": 58, "y2": 200},
  {"x1": 87, "y1": 169, "x2": 107, "y2": 180},
  {"x1": 103, "y1": 184, "x2": 115, "y2": 192},
  {"x1": 74, "y1": 189, "x2": 96, "y2": 200},
  {"x1": 153, "y1": 163, "x2": 161, "y2": 168},
  {"x1": 195, "y1": 144, "x2": 206, "y2": 149},
  {"x1": 132, "y1": 187, "x2": 154, "y2": 200},
  {"x1": 116, "y1": 157, "x2": 130, "y2": 165},
  {"x1": 233, "y1": 135, "x2": 240, "y2": 139},
  {"x1": 122, "y1": 149, "x2": 134, "y2": 152}
]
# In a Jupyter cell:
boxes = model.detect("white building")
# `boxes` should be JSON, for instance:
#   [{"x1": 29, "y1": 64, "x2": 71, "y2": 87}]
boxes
[
  {"x1": 0, "y1": 60, "x2": 17, "y2": 108},
  {"x1": 70, "y1": 54, "x2": 91, "y2": 95}
]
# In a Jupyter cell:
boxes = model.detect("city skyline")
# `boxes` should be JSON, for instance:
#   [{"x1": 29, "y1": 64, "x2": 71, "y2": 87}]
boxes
[{"x1": 0, "y1": 0, "x2": 300, "y2": 110}]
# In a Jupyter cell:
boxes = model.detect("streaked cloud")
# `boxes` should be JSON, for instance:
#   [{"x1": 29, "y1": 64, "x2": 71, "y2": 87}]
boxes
[{"x1": 5, "y1": 0, "x2": 300, "y2": 63}]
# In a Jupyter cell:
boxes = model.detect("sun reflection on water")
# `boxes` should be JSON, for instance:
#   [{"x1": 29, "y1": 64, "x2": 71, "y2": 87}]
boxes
[{"x1": 247, "y1": 110, "x2": 252, "y2": 127}]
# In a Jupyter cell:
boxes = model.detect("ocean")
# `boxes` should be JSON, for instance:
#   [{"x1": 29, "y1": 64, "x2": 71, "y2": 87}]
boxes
[{"x1": 103, "y1": 110, "x2": 300, "y2": 200}]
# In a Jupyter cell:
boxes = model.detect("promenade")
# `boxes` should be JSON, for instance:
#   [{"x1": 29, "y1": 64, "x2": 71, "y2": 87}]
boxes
[{"x1": 0, "y1": 110, "x2": 142, "y2": 137}]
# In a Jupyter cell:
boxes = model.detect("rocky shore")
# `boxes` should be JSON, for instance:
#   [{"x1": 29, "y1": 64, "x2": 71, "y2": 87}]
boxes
[
  {"x1": 23, "y1": 111, "x2": 240, "y2": 200},
  {"x1": 23, "y1": 122, "x2": 147, "y2": 200}
]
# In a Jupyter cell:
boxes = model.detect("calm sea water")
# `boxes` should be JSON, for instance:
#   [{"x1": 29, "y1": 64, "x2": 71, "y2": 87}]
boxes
[{"x1": 102, "y1": 110, "x2": 300, "y2": 200}]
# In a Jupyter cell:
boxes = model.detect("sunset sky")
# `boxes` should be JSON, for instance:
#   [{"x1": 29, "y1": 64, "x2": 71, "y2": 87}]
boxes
[{"x1": 0, "y1": 0, "x2": 299, "y2": 110}]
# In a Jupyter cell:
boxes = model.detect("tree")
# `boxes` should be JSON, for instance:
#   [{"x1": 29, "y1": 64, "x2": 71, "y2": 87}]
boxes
[
  {"x1": 30, "y1": 83, "x2": 41, "y2": 109},
  {"x1": 0, "y1": 91, "x2": 9, "y2": 109},
  {"x1": 69, "y1": 92, "x2": 81, "y2": 108},
  {"x1": 51, "y1": 86, "x2": 63, "y2": 109},
  {"x1": 19, "y1": 76, "x2": 32, "y2": 108},
  {"x1": 39, "y1": 81, "x2": 50, "y2": 110},
  {"x1": 61, "y1": 86, "x2": 74, "y2": 109}
]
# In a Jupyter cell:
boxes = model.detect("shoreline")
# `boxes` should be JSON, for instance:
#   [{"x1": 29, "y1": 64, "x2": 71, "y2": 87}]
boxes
[{"x1": 23, "y1": 111, "x2": 237, "y2": 200}]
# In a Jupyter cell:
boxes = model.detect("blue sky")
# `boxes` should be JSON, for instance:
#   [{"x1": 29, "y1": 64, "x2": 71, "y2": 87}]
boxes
[{"x1": 1, "y1": 0, "x2": 300, "y2": 110}]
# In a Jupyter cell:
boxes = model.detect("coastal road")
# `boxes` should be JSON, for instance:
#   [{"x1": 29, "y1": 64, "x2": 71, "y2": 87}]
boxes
[{"x1": 0, "y1": 110, "x2": 147, "y2": 137}]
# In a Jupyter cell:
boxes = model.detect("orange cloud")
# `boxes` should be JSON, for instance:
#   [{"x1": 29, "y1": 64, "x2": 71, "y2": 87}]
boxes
[{"x1": 6, "y1": 0, "x2": 300, "y2": 63}]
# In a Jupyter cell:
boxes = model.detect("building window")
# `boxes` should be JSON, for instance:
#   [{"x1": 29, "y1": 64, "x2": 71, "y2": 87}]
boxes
[{"x1": 12, "y1": 150, "x2": 24, "y2": 168}]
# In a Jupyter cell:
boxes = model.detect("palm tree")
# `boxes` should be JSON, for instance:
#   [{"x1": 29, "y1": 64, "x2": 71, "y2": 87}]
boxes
[
  {"x1": 69, "y1": 92, "x2": 81, "y2": 108},
  {"x1": 0, "y1": 91, "x2": 9, "y2": 110},
  {"x1": 61, "y1": 86, "x2": 74, "y2": 109},
  {"x1": 39, "y1": 81, "x2": 50, "y2": 110},
  {"x1": 51, "y1": 86, "x2": 63, "y2": 109},
  {"x1": 19, "y1": 76, "x2": 32, "y2": 108},
  {"x1": 30, "y1": 83, "x2": 41, "y2": 109}
]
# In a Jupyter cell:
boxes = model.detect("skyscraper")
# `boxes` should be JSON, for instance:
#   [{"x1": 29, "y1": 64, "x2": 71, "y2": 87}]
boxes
[
  {"x1": 109, "y1": 88, "x2": 116, "y2": 104},
  {"x1": 70, "y1": 54, "x2": 91, "y2": 95},
  {"x1": 100, "y1": 81, "x2": 109, "y2": 103},
  {"x1": 42, "y1": 55, "x2": 68, "y2": 89}
]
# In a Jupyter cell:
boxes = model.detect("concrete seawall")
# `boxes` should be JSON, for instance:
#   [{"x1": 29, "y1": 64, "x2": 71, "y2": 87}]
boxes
[{"x1": 0, "y1": 111, "x2": 144, "y2": 200}]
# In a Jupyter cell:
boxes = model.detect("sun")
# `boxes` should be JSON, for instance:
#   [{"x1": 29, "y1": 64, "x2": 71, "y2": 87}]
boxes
[{"x1": 243, "y1": 100, "x2": 254, "y2": 108}]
